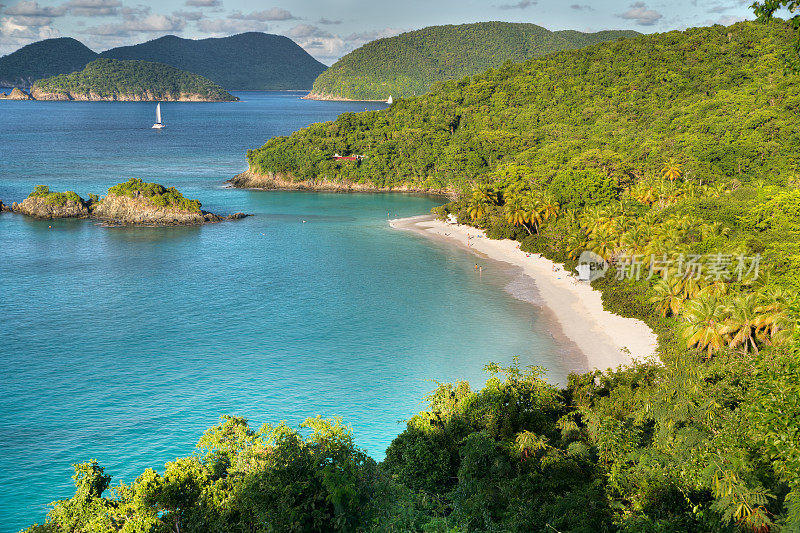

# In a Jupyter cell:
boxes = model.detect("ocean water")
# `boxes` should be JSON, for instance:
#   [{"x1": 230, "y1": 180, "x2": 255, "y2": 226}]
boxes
[{"x1": 0, "y1": 91, "x2": 571, "y2": 531}]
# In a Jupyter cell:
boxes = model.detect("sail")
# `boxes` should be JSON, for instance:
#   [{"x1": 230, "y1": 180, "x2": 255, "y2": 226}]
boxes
[{"x1": 156, "y1": 103, "x2": 162, "y2": 124}]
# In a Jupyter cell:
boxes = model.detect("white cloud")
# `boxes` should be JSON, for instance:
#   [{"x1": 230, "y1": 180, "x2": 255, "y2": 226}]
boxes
[
  {"x1": 281, "y1": 24, "x2": 405, "y2": 64},
  {"x1": 196, "y1": 17, "x2": 268, "y2": 33},
  {"x1": 184, "y1": 0, "x2": 220, "y2": 7},
  {"x1": 498, "y1": 0, "x2": 536, "y2": 9},
  {"x1": 66, "y1": 0, "x2": 121, "y2": 17},
  {"x1": 617, "y1": 2, "x2": 663, "y2": 25},
  {"x1": 172, "y1": 9, "x2": 203, "y2": 21},
  {"x1": 84, "y1": 6, "x2": 186, "y2": 37},
  {"x1": 0, "y1": 15, "x2": 59, "y2": 54},
  {"x1": 229, "y1": 7, "x2": 294, "y2": 21},
  {"x1": 4, "y1": 1, "x2": 67, "y2": 17}
]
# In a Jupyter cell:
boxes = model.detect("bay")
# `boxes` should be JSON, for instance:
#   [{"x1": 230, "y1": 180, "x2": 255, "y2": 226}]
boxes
[{"x1": 0, "y1": 91, "x2": 569, "y2": 531}]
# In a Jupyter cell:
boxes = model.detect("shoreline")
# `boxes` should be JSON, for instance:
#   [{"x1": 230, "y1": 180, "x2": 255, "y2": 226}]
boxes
[
  {"x1": 302, "y1": 91, "x2": 389, "y2": 103},
  {"x1": 391, "y1": 215, "x2": 659, "y2": 373},
  {"x1": 228, "y1": 170, "x2": 458, "y2": 199}
]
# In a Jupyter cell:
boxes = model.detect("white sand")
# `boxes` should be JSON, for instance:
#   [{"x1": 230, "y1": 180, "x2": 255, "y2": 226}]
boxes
[{"x1": 390, "y1": 215, "x2": 659, "y2": 372}]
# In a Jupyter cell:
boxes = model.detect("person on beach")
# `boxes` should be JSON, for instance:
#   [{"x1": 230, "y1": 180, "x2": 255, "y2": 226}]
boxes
[
  {"x1": 475, "y1": 264, "x2": 479, "y2": 271},
  {"x1": 479, "y1": 266, "x2": 483, "y2": 275}
]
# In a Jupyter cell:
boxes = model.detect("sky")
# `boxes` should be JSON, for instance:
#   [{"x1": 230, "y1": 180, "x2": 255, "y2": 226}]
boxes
[{"x1": 0, "y1": 0, "x2": 759, "y2": 63}]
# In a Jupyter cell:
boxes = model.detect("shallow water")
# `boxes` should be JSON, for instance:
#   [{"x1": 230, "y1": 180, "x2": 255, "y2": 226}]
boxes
[{"x1": 0, "y1": 92, "x2": 569, "y2": 531}]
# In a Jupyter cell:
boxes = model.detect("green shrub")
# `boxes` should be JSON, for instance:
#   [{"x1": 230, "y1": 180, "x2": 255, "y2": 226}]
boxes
[
  {"x1": 27, "y1": 185, "x2": 85, "y2": 207},
  {"x1": 107, "y1": 178, "x2": 201, "y2": 212}
]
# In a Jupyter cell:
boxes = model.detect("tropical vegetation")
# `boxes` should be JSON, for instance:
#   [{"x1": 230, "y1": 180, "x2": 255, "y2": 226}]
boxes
[
  {"x1": 27, "y1": 185, "x2": 86, "y2": 207},
  {"x1": 249, "y1": 20, "x2": 798, "y2": 192},
  {"x1": 310, "y1": 22, "x2": 638, "y2": 100},
  {"x1": 107, "y1": 178, "x2": 202, "y2": 212},
  {"x1": 31, "y1": 59, "x2": 237, "y2": 101}
]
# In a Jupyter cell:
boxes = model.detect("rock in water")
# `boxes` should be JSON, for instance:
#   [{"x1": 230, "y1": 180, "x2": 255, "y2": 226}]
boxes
[{"x1": 13, "y1": 196, "x2": 90, "y2": 218}]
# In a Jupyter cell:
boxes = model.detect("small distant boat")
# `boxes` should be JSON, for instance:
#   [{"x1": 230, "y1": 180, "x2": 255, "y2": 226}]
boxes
[
  {"x1": 152, "y1": 103, "x2": 165, "y2": 129},
  {"x1": 386, "y1": 95, "x2": 393, "y2": 104}
]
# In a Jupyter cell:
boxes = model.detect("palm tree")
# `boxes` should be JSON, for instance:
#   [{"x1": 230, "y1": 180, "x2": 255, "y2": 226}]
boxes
[
  {"x1": 515, "y1": 430, "x2": 548, "y2": 460},
  {"x1": 661, "y1": 159, "x2": 683, "y2": 181},
  {"x1": 466, "y1": 184, "x2": 498, "y2": 221},
  {"x1": 472, "y1": 184, "x2": 498, "y2": 205},
  {"x1": 467, "y1": 196, "x2": 489, "y2": 221},
  {"x1": 522, "y1": 191, "x2": 545, "y2": 234},
  {"x1": 722, "y1": 293, "x2": 761, "y2": 355},
  {"x1": 755, "y1": 287, "x2": 796, "y2": 345},
  {"x1": 621, "y1": 227, "x2": 648, "y2": 255},
  {"x1": 539, "y1": 194, "x2": 560, "y2": 222},
  {"x1": 682, "y1": 295, "x2": 728, "y2": 358},
  {"x1": 650, "y1": 278, "x2": 685, "y2": 317},
  {"x1": 505, "y1": 193, "x2": 532, "y2": 234},
  {"x1": 588, "y1": 227, "x2": 617, "y2": 261},
  {"x1": 565, "y1": 232, "x2": 588, "y2": 259}
]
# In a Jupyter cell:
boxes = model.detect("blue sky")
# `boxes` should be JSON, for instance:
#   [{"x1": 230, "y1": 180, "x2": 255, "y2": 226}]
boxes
[{"x1": 0, "y1": 0, "x2": 757, "y2": 61}]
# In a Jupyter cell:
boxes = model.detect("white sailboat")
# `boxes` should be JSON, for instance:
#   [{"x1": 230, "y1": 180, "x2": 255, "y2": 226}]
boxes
[
  {"x1": 386, "y1": 95, "x2": 393, "y2": 104},
  {"x1": 152, "y1": 103, "x2": 165, "y2": 129}
]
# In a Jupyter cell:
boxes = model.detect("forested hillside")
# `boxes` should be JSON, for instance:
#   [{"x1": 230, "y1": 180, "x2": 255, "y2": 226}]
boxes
[
  {"x1": 251, "y1": 21, "x2": 797, "y2": 190},
  {"x1": 0, "y1": 38, "x2": 97, "y2": 88},
  {"x1": 102, "y1": 33, "x2": 327, "y2": 90},
  {"x1": 308, "y1": 21, "x2": 638, "y2": 100},
  {"x1": 31, "y1": 59, "x2": 237, "y2": 101}
]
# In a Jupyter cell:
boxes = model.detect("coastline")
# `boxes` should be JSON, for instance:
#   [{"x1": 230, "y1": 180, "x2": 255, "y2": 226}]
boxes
[
  {"x1": 302, "y1": 91, "x2": 389, "y2": 103},
  {"x1": 228, "y1": 170, "x2": 458, "y2": 198},
  {"x1": 391, "y1": 215, "x2": 659, "y2": 372}
]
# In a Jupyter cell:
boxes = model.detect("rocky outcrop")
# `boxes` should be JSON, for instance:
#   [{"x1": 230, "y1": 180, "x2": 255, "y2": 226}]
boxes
[
  {"x1": 301, "y1": 92, "x2": 386, "y2": 103},
  {"x1": 90, "y1": 193, "x2": 248, "y2": 226},
  {"x1": 29, "y1": 87, "x2": 236, "y2": 102},
  {"x1": 229, "y1": 170, "x2": 457, "y2": 197},
  {"x1": 0, "y1": 88, "x2": 33, "y2": 100},
  {"x1": 12, "y1": 196, "x2": 90, "y2": 218},
  {"x1": 0, "y1": 199, "x2": 9, "y2": 212},
  {"x1": 9, "y1": 188, "x2": 248, "y2": 226}
]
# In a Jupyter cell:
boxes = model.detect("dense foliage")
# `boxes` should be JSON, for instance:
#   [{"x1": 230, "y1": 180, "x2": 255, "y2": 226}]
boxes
[
  {"x1": 27, "y1": 185, "x2": 86, "y2": 207},
  {"x1": 310, "y1": 22, "x2": 638, "y2": 100},
  {"x1": 32, "y1": 59, "x2": 237, "y2": 101},
  {"x1": 0, "y1": 38, "x2": 97, "y2": 89},
  {"x1": 107, "y1": 178, "x2": 202, "y2": 212},
  {"x1": 251, "y1": 21, "x2": 798, "y2": 192},
  {"x1": 101, "y1": 33, "x2": 327, "y2": 90}
]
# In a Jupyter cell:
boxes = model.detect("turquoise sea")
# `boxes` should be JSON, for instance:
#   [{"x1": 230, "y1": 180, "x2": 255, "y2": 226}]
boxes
[{"x1": 0, "y1": 91, "x2": 572, "y2": 531}]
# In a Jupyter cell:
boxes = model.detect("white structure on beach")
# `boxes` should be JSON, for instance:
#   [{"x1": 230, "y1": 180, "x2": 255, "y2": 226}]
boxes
[
  {"x1": 577, "y1": 263, "x2": 592, "y2": 281},
  {"x1": 446, "y1": 213, "x2": 458, "y2": 225}
]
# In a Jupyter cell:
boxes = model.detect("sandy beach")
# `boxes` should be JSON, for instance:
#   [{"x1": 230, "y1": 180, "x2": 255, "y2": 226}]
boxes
[{"x1": 391, "y1": 215, "x2": 659, "y2": 372}]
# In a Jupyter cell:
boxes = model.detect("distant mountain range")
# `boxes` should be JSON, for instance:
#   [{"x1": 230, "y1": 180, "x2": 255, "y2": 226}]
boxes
[
  {"x1": 308, "y1": 22, "x2": 640, "y2": 101},
  {"x1": 0, "y1": 38, "x2": 97, "y2": 89},
  {"x1": 0, "y1": 33, "x2": 327, "y2": 90}
]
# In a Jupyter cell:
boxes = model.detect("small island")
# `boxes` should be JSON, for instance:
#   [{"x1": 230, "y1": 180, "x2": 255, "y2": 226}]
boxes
[
  {"x1": 0, "y1": 88, "x2": 33, "y2": 100},
  {"x1": 11, "y1": 179, "x2": 248, "y2": 225},
  {"x1": 26, "y1": 59, "x2": 238, "y2": 102}
]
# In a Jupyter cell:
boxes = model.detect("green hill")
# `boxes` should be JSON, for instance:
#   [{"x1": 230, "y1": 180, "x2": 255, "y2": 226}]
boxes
[
  {"x1": 101, "y1": 33, "x2": 327, "y2": 90},
  {"x1": 308, "y1": 21, "x2": 639, "y2": 100},
  {"x1": 0, "y1": 37, "x2": 98, "y2": 89},
  {"x1": 249, "y1": 21, "x2": 796, "y2": 191},
  {"x1": 31, "y1": 58, "x2": 237, "y2": 101}
]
